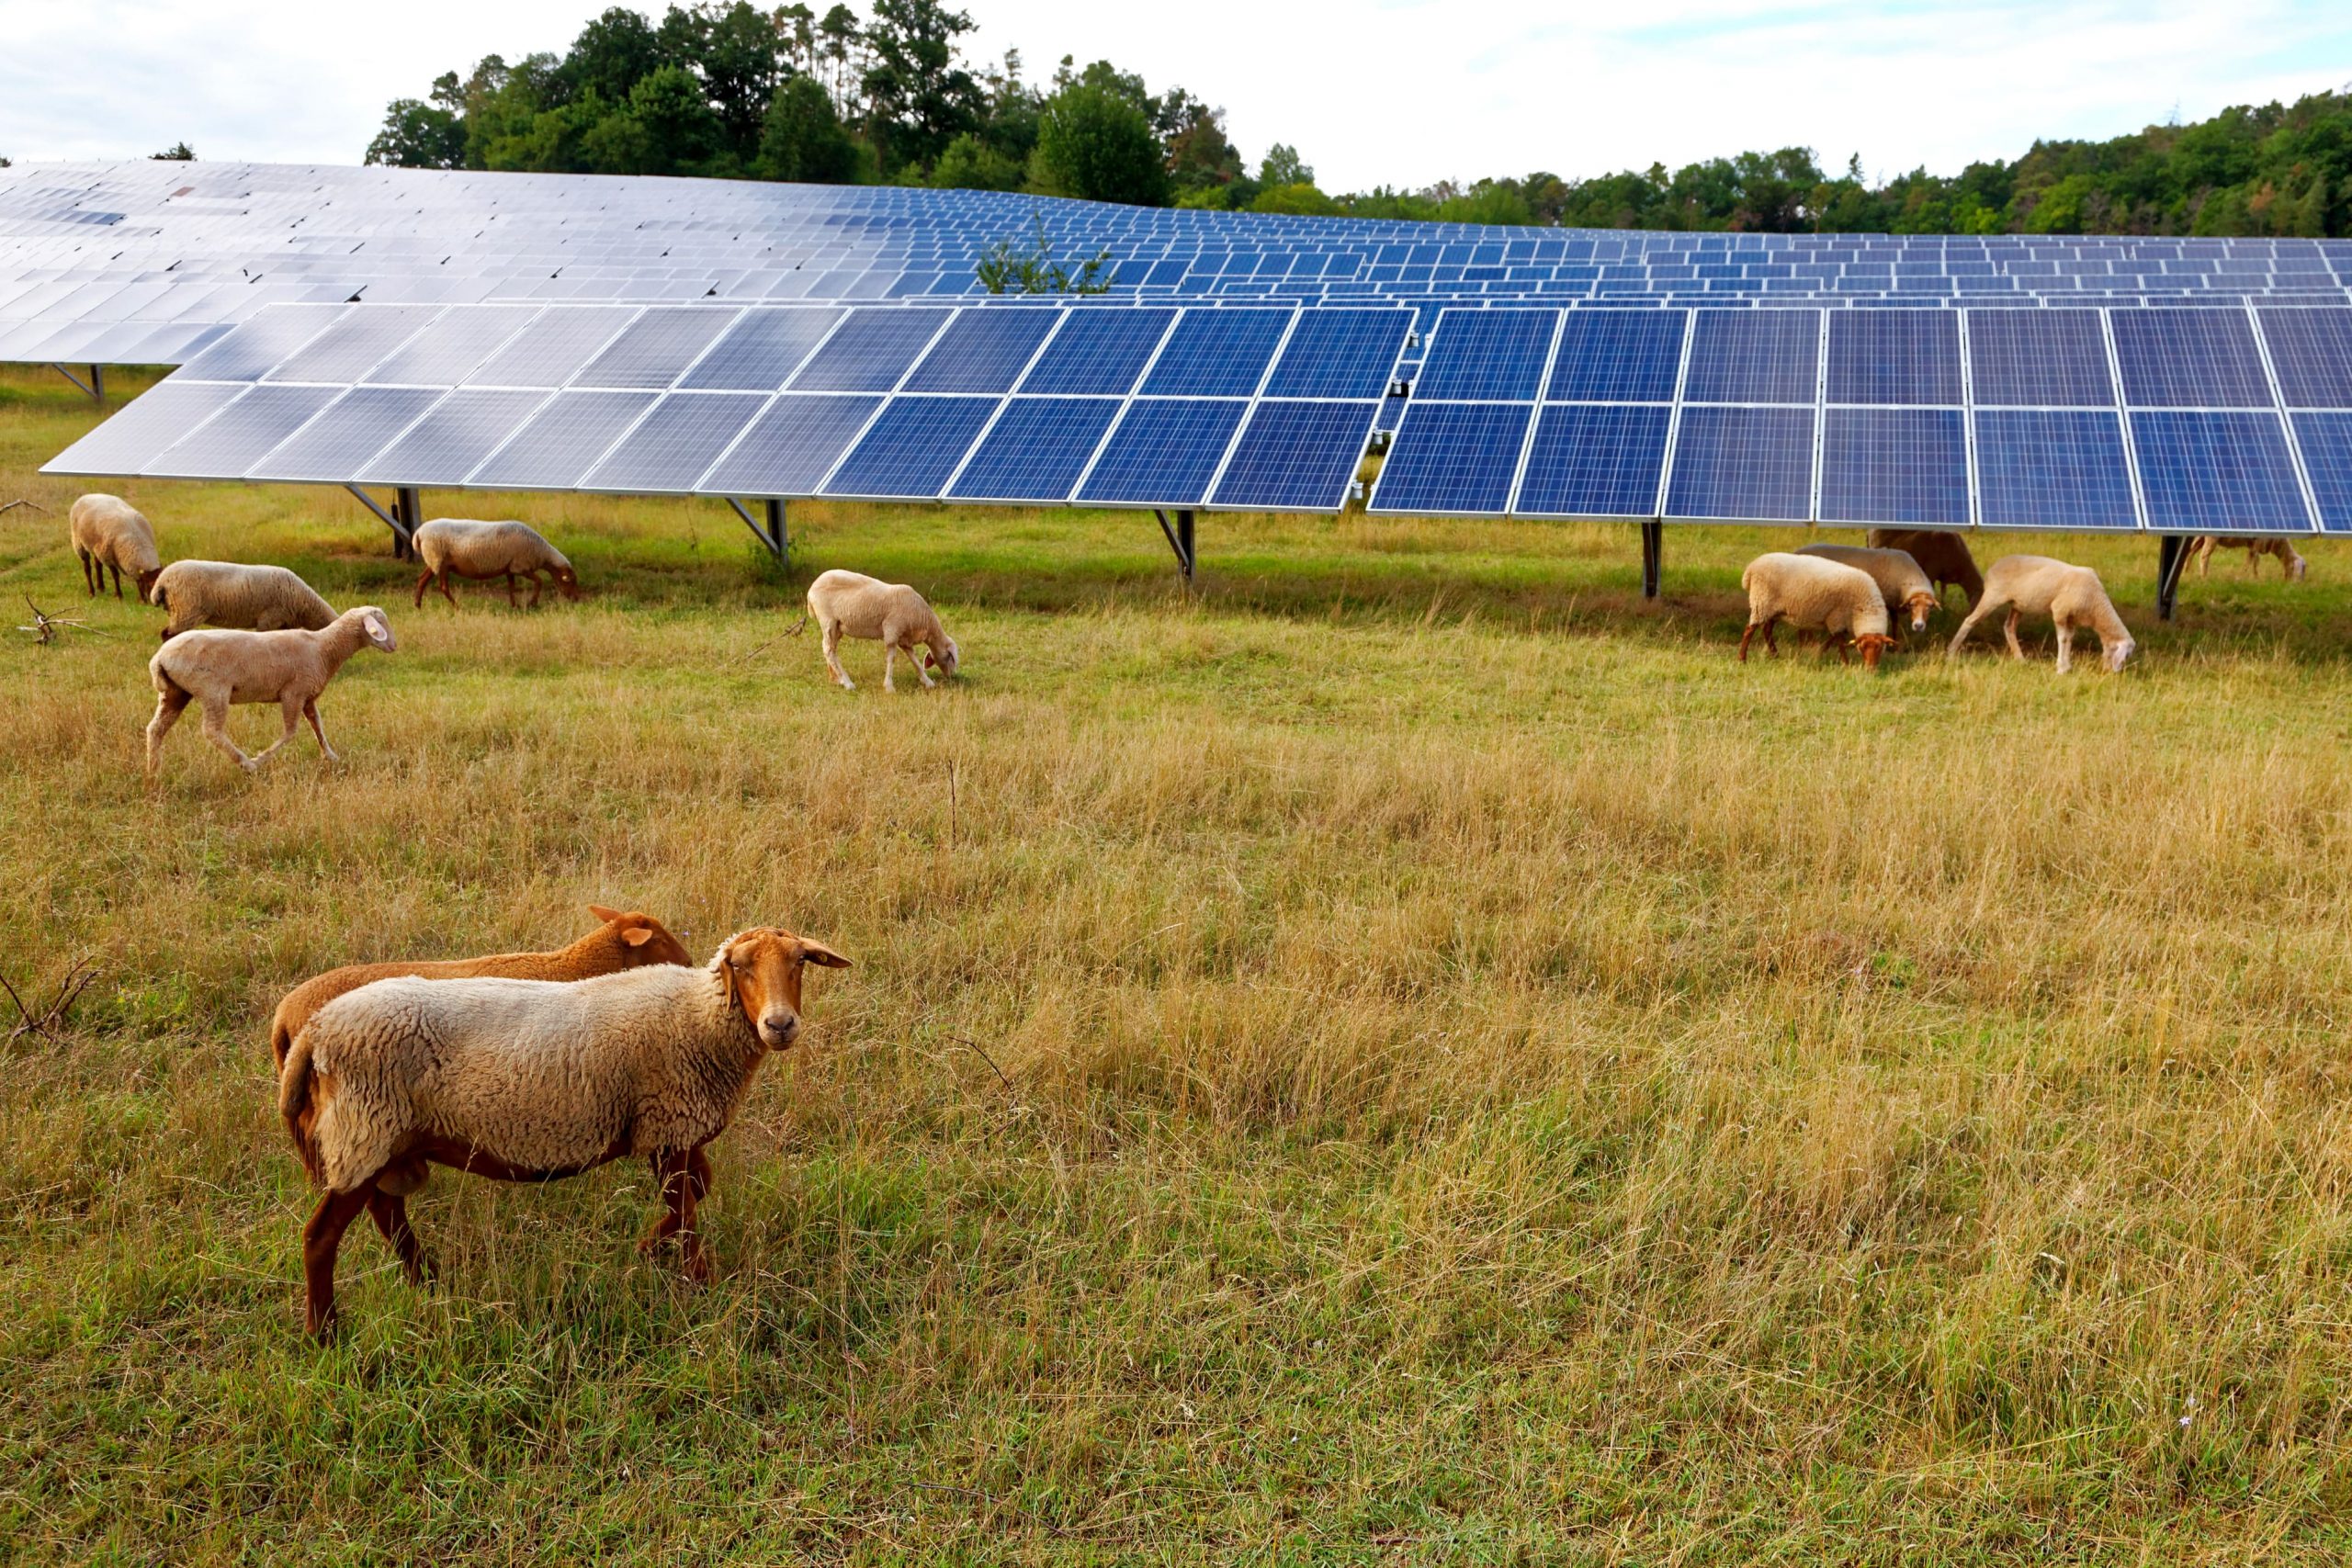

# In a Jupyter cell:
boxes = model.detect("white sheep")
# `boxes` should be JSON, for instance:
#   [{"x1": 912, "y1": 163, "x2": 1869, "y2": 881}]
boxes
[
  {"x1": 68, "y1": 493, "x2": 162, "y2": 601},
  {"x1": 1793, "y1": 544, "x2": 1942, "y2": 633},
  {"x1": 1946, "y1": 556, "x2": 2134, "y2": 672},
  {"x1": 149, "y1": 559, "x2": 336, "y2": 641},
  {"x1": 1867, "y1": 528, "x2": 1983, "y2": 612},
  {"x1": 145, "y1": 606, "x2": 398, "y2": 775},
  {"x1": 2187, "y1": 535, "x2": 2308, "y2": 581},
  {"x1": 413, "y1": 519, "x2": 581, "y2": 609},
  {"x1": 789, "y1": 569, "x2": 959, "y2": 692},
  {"x1": 1738, "y1": 552, "x2": 1896, "y2": 670},
  {"x1": 277, "y1": 926, "x2": 851, "y2": 1337}
]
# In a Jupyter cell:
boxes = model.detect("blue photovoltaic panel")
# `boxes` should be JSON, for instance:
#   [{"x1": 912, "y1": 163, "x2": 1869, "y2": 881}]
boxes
[
  {"x1": 2131, "y1": 412, "x2": 2312, "y2": 532},
  {"x1": 147, "y1": 384, "x2": 339, "y2": 478},
  {"x1": 42, "y1": 379, "x2": 248, "y2": 475},
  {"x1": 1973, "y1": 410, "x2": 2140, "y2": 530},
  {"x1": 1076, "y1": 399, "x2": 1249, "y2": 505},
  {"x1": 469, "y1": 389, "x2": 659, "y2": 488},
  {"x1": 679, "y1": 307, "x2": 843, "y2": 390},
  {"x1": 469, "y1": 307, "x2": 640, "y2": 389},
  {"x1": 583, "y1": 391, "x2": 767, "y2": 491},
  {"x1": 264, "y1": 306, "x2": 438, "y2": 384},
  {"x1": 947, "y1": 397, "x2": 1121, "y2": 502},
  {"x1": 1139, "y1": 309, "x2": 1293, "y2": 398},
  {"x1": 788, "y1": 307, "x2": 951, "y2": 391},
  {"x1": 1544, "y1": 311, "x2": 1685, "y2": 402},
  {"x1": 1819, "y1": 408, "x2": 1969, "y2": 525},
  {"x1": 1412, "y1": 310, "x2": 1558, "y2": 401},
  {"x1": 2292, "y1": 413, "x2": 2352, "y2": 532},
  {"x1": 358, "y1": 389, "x2": 549, "y2": 485},
  {"x1": 173, "y1": 304, "x2": 344, "y2": 381},
  {"x1": 1826, "y1": 310, "x2": 1962, "y2": 405},
  {"x1": 1515, "y1": 404, "x2": 1671, "y2": 518},
  {"x1": 2111, "y1": 311, "x2": 2273, "y2": 408},
  {"x1": 2259, "y1": 310, "x2": 2352, "y2": 407},
  {"x1": 1017, "y1": 308, "x2": 1174, "y2": 395},
  {"x1": 901, "y1": 309, "x2": 1059, "y2": 393},
  {"x1": 1368, "y1": 402, "x2": 1532, "y2": 515},
  {"x1": 245, "y1": 386, "x2": 440, "y2": 481},
  {"x1": 1261, "y1": 309, "x2": 1412, "y2": 399},
  {"x1": 573, "y1": 307, "x2": 739, "y2": 389},
  {"x1": 366, "y1": 305, "x2": 542, "y2": 387},
  {"x1": 822, "y1": 395, "x2": 998, "y2": 499},
  {"x1": 1665, "y1": 405, "x2": 1815, "y2": 521},
  {"x1": 1681, "y1": 311, "x2": 1819, "y2": 404},
  {"x1": 1210, "y1": 400, "x2": 1378, "y2": 511},
  {"x1": 1963, "y1": 310, "x2": 2115, "y2": 407},
  {"x1": 701, "y1": 393, "x2": 882, "y2": 495}
]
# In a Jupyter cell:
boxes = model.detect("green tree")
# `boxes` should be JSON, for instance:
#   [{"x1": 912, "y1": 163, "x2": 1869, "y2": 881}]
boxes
[
  {"x1": 1250, "y1": 182, "x2": 1336, "y2": 216},
  {"x1": 931, "y1": 131, "x2": 1023, "y2": 191},
  {"x1": 365, "y1": 96, "x2": 463, "y2": 168},
  {"x1": 659, "y1": 1, "x2": 781, "y2": 161},
  {"x1": 150, "y1": 141, "x2": 196, "y2": 161},
  {"x1": 1166, "y1": 99, "x2": 1243, "y2": 196},
  {"x1": 558, "y1": 7, "x2": 662, "y2": 105},
  {"x1": 860, "y1": 0, "x2": 982, "y2": 174},
  {"x1": 1030, "y1": 80, "x2": 1170, "y2": 205},
  {"x1": 1259, "y1": 143, "x2": 1310, "y2": 187},
  {"x1": 628, "y1": 62, "x2": 727, "y2": 171},
  {"x1": 757, "y1": 73, "x2": 859, "y2": 182}
]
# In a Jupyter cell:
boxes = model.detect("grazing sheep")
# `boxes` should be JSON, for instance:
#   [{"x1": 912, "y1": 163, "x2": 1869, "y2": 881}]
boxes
[
  {"x1": 413, "y1": 519, "x2": 580, "y2": 609},
  {"x1": 145, "y1": 606, "x2": 396, "y2": 775},
  {"x1": 267, "y1": 905, "x2": 695, "y2": 1071},
  {"x1": 1947, "y1": 556, "x2": 2134, "y2": 672},
  {"x1": 1738, "y1": 552, "x2": 1896, "y2": 671},
  {"x1": 788, "y1": 569, "x2": 959, "y2": 692},
  {"x1": 2187, "y1": 535, "x2": 2308, "y2": 581},
  {"x1": 150, "y1": 559, "x2": 336, "y2": 641},
  {"x1": 1867, "y1": 528, "x2": 1983, "y2": 612},
  {"x1": 277, "y1": 927, "x2": 851, "y2": 1337},
  {"x1": 1794, "y1": 544, "x2": 1941, "y2": 633},
  {"x1": 69, "y1": 493, "x2": 162, "y2": 601}
]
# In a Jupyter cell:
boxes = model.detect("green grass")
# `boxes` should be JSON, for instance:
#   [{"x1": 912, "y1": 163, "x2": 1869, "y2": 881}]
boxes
[{"x1": 6, "y1": 363, "x2": 2352, "y2": 1562}]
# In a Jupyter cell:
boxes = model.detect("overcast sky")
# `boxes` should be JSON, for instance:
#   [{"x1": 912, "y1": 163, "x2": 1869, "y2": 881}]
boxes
[{"x1": 2, "y1": 1, "x2": 2346, "y2": 191}]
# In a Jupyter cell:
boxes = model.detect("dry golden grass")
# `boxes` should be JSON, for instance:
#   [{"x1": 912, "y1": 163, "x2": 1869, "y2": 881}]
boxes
[{"x1": 4, "y1": 366, "x2": 2352, "y2": 1562}]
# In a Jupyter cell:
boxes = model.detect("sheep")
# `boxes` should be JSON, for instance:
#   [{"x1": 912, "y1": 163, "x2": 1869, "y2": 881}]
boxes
[
  {"x1": 145, "y1": 606, "x2": 396, "y2": 775},
  {"x1": 1793, "y1": 544, "x2": 1942, "y2": 633},
  {"x1": 2187, "y1": 535, "x2": 2308, "y2": 581},
  {"x1": 266, "y1": 905, "x2": 695, "y2": 1072},
  {"x1": 787, "y1": 569, "x2": 959, "y2": 692},
  {"x1": 1867, "y1": 528, "x2": 1984, "y2": 612},
  {"x1": 277, "y1": 926, "x2": 851, "y2": 1337},
  {"x1": 1738, "y1": 552, "x2": 1896, "y2": 671},
  {"x1": 68, "y1": 493, "x2": 162, "y2": 602},
  {"x1": 413, "y1": 519, "x2": 581, "y2": 609},
  {"x1": 149, "y1": 559, "x2": 336, "y2": 641},
  {"x1": 1946, "y1": 555, "x2": 2134, "y2": 672}
]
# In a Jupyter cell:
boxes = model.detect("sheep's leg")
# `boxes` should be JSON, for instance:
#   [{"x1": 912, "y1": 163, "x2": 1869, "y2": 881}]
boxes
[
  {"x1": 108, "y1": 560, "x2": 125, "y2": 600},
  {"x1": 302, "y1": 698, "x2": 339, "y2": 763},
  {"x1": 251, "y1": 695, "x2": 303, "y2": 766},
  {"x1": 504, "y1": 570, "x2": 520, "y2": 609},
  {"x1": 1947, "y1": 599, "x2": 1997, "y2": 658},
  {"x1": 78, "y1": 549, "x2": 96, "y2": 596},
  {"x1": 910, "y1": 639, "x2": 936, "y2": 689},
  {"x1": 366, "y1": 1190, "x2": 429, "y2": 1286},
  {"x1": 882, "y1": 642, "x2": 898, "y2": 693},
  {"x1": 642, "y1": 1147, "x2": 713, "y2": 1281},
  {"x1": 2002, "y1": 608, "x2": 2025, "y2": 662},
  {"x1": 198, "y1": 698, "x2": 256, "y2": 773},
  {"x1": 144, "y1": 686, "x2": 190, "y2": 775},
  {"x1": 413, "y1": 568, "x2": 435, "y2": 609},
  {"x1": 526, "y1": 570, "x2": 545, "y2": 610},
  {"x1": 303, "y1": 1184, "x2": 374, "y2": 1339},
  {"x1": 822, "y1": 622, "x2": 854, "y2": 689},
  {"x1": 1761, "y1": 616, "x2": 1779, "y2": 656},
  {"x1": 1737, "y1": 622, "x2": 1758, "y2": 662},
  {"x1": 2052, "y1": 615, "x2": 2075, "y2": 674},
  {"x1": 437, "y1": 570, "x2": 458, "y2": 607}
]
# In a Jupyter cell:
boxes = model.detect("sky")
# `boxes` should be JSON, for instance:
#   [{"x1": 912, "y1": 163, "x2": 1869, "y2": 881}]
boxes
[{"x1": 1, "y1": 0, "x2": 2347, "y2": 190}]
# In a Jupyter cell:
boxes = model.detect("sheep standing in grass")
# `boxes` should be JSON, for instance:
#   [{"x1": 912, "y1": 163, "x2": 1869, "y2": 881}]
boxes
[
  {"x1": 2188, "y1": 535, "x2": 2308, "y2": 581},
  {"x1": 790, "y1": 569, "x2": 959, "y2": 692},
  {"x1": 69, "y1": 493, "x2": 162, "y2": 601},
  {"x1": 1868, "y1": 528, "x2": 1983, "y2": 612},
  {"x1": 1794, "y1": 544, "x2": 1941, "y2": 633},
  {"x1": 1738, "y1": 553, "x2": 1896, "y2": 670},
  {"x1": 277, "y1": 927, "x2": 851, "y2": 1337},
  {"x1": 145, "y1": 606, "x2": 396, "y2": 775},
  {"x1": 1947, "y1": 556, "x2": 2134, "y2": 672},
  {"x1": 413, "y1": 519, "x2": 580, "y2": 609},
  {"x1": 267, "y1": 905, "x2": 695, "y2": 1071},
  {"x1": 150, "y1": 560, "x2": 335, "y2": 641}
]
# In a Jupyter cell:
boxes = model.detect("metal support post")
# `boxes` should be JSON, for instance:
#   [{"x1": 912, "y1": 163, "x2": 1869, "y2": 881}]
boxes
[
  {"x1": 50, "y1": 363, "x2": 102, "y2": 400},
  {"x1": 395, "y1": 487, "x2": 424, "y2": 561},
  {"x1": 2156, "y1": 533, "x2": 2188, "y2": 622},
  {"x1": 1154, "y1": 508, "x2": 1196, "y2": 586},
  {"x1": 342, "y1": 484, "x2": 414, "y2": 554},
  {"x1": 723, "y1": 498, "x2": 788, "y2": 568},
  {"x1": 1642, "y1": 519, "x2": 1663, "y2": 600}
]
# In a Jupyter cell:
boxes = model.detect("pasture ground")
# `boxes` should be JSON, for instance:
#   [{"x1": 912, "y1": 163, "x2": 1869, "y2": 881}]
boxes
[{"x1": 5, "y1": 365, "x2": 2352, "y2": 1563}]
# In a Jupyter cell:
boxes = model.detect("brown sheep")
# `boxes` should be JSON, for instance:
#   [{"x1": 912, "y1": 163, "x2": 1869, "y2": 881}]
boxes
[{"x1": 1867, "y1": 528, "x2": 1983, "y2": 612}]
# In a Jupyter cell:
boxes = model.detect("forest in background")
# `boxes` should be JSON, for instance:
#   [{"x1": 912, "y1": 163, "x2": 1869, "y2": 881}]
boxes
[{"x1": 358, "y1": 1, "x2": 2352, "y2": 236}]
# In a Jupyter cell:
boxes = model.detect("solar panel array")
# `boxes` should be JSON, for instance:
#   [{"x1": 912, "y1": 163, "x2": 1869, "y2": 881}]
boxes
[{"x1": 8, "y1": 161, "x2": 2352, "y2": 371}]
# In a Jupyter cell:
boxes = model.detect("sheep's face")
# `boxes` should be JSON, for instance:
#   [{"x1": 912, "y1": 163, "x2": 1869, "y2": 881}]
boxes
[
  {"x1": 554, "y1": 566, "x2": 582, "y2": 600},
  {"x1": 1855, "y1": 634, "x2": 1896, "y2": 671},
  {"x1": 925, "y1": 637, "x2": 959, "y2": 678},
  {"x1": 716, "y1": 928, "x2": 853, "y2": 1051},
  {"x1": 588, "y1": 904, "x2": 695, "y2": 968},
  {"x1": 2103, "y1": 637, "x2": 2135, "y2": 673},
  {"x1": 2289, "y1": 555, "x2": 2309, "y2": 581},
  {"x1": 354, "y1": 608, "x2": 398, "y2": 651},
  {"x1": 136, "y1": 567, "x2": 163, "y2": 600},
  {"x1": 1902, "y1": 592, "x2": 1938, "y2": 634}
]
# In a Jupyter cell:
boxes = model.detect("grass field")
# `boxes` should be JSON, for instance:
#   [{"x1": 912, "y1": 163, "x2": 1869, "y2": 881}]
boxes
[{"x1": 6, "y1": 361, "x2": 2352, "y2": 1562}]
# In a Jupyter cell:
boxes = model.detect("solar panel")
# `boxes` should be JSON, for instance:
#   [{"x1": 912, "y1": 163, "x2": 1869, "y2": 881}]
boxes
[
  {"x1": 946, "y1": 397, "x2": 1121, "y2": 502},
  {"x1": 2111, "y1": 311, "x2": 2273, "y2": 407},
  {"x1": 901, "y1": 308, "x2": 1059, "y2": 393},
  {"x1": 358, "y1": 389, "x2": 549, "y2": 485},
  {"x1": 2291, "y1": 412, "x2": 2352, "y2": 531},
  {"x1": 1819, "y1": 408, "x2": 1969, "y2": 525},
  {"x1": 2132, "y1": 411, "x2": 2312, "y2": 531},
  {"x1": 1681, "y1": 311, "x2": 1817, "y2": 404},
  {"x1": 1963, "y1": 310, "x2": 2116, "y2": 406},
  {"x1": 42, "y1": 378, "x2": 249, "y2": 475},
  {"x1": 701, "y1": 393, "x2": 883, "y2": 495},
  {"x1": 1664, "y1": 405, "x2": 1814, "y2": 521},
  {"x1": 1826, "y1": 310, "x2": 1961, "y2": 405},
  {"x1": 265, "y1": 305, "x2": 439, "y2": 383},
  {"x1": 246, "y1": 386, "x2": 440, "y2": 481},
  {"x1": 469, "y1": 307, "x2": 640, "y2": 389},
  {"x1": 1368, "y1": 402, "x2": 1532, "y2": 514},
  {"x1": 1514, "y1": 404, "x2": 1671, "y2": 517},
  {"x1": 364, "y1": 305, "x2": 541, "y2": 386},
  {"x1": 1209, "y1": 400, "x2": 1379, "y2": 511},
  {"x1": 1015, "y1": 308, "x2": 1174, "y2": 395},
  {"x1": 469, "y1": 389, "x2": 658, "y2": 488},
  {"x1": 822, "y1": 395, "x2": 998, "y2": 499},
  {"x1": 679, "y1": 306, "x2": 843, "y2": 390},
  {"x1": 147, "y1": 383, "x2": 339, "y2": 478},
  {"x1": 1973, "y1": 410, "x2": 2140, "y2": 529},
  {"x1": 572, "y1": 307, "x2": 740, "y2": 389},
  {"x1": 1413, "y1": 310, "x2": 1557, "y2": 400},
  {"x1": 1261, "y1": 308, "x2": 1413, "y2": 399},
  {"x1": 173, "y1": 303, "x2": 344, "y2": 380},
  {"x1": 1076, "y1": 399, "x2": 1250, "y2": 505},
  {"x1": 2258, "y1": 309, "x2": 2352, "y2": 407},
  {"x1": 582, "y1": 391, "x2": 767, "y2": 491},
  {"x1": 1138, "y1": 309, "x2": 1293, "y2": 397},
  {"x1": 788, "y1": 307, "x2": 951, "y2": 391},
  {"x1": 1544, "y1": 311, "x2": 1685, "y2": 402}
]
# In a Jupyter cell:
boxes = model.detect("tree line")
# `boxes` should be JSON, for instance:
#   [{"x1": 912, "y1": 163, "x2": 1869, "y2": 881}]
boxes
[{"x1": 363, "y1": 4, "x2": 2352, "y2": 238}]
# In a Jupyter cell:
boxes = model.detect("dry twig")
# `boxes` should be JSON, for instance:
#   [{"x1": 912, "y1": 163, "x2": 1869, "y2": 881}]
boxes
[
  {"x1": 3, "y1": 955, "x2": 100, "y2": 1043},
  {"x1": 17, "y1": 595, "x2": 112, "y2": 646}
]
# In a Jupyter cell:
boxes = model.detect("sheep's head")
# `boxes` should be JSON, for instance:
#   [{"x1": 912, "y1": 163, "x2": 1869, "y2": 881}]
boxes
[
  {"x1": 2103, "y1": 637, "x2": 2136, "y2": 673},
  {"x1": 2290, "y1": 554, "x2": 2309, "y2": 581},
  {"x1": 349, "y1": 607, "x2": 397, "y2": 652},
  {"x1": 135, "y1": 567, "x2": 163, "y2": 600},
  {"x1": 553, "y1": 565, "x2": 582, "y2": 601},
  {"x1": 711, "y1": 927, "x2": 852, "y2": 1051},
  {"x1": 1855, "y1": 633, "x2": 1897, "y2": 671},
  {"x1": 925, "y1": 635, "x2": 959, "y2": 678},
  {"x1": 1901, "y1": 592, "x2": 1939, "y2": 634},
  {"x1": 588, "y1": 904, "x2": 695, "y2": 968}
]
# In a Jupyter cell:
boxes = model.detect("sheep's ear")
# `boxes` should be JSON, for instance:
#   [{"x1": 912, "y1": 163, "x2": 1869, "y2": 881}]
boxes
[
  {"x1": 797, "y1": 940, "x2": 852, "y2": 969},
  {"x1": 718, "y1": 953, "x2": 741, "y2": 1013},
  {"x1": 622, "y1": 926, "x2": 656, "y2": 947},
  {"x1": 587, "y1": 903, "x2": 623, "y2": 922}
]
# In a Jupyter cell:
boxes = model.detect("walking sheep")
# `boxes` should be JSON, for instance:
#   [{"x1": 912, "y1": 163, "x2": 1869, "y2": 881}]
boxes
[
  {"x1": 1738, "y1": 552, "x2": 1896, "y2": 671},
  {"x1": 2187, "y1": 535, "x2": 2308, "y2": 581},
  {"x1": 1794, "y1": 544, "x2": 1942, "y2": 633},
  {"x1": 145, "y1": 606, "x2": 397, "y2": 775},
  {"x1": 1868, "y1": 528, "x2": 1983, "y2": 612},
  {"x1": 277, "y1": 926, "x2": 851, "y2": 1337},
  {"x1": 69, "y1": 493, "x2": 162, "y2": 601},
  {"x1": 150, "y1": 560, "x2": 336, "y2": 640},
  {"x1": 413, "y1": 519, "x2": 580, "y2": 609},
  {"x1": 267, "y1": 905, "x2": 695, "y2": 1071},
  {"x1": 1947, "y1": 556, "x2": 2134, "y2": 672},
  {"x1": 788, "y1": 569, "x2": 959, "y2": 692}
]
